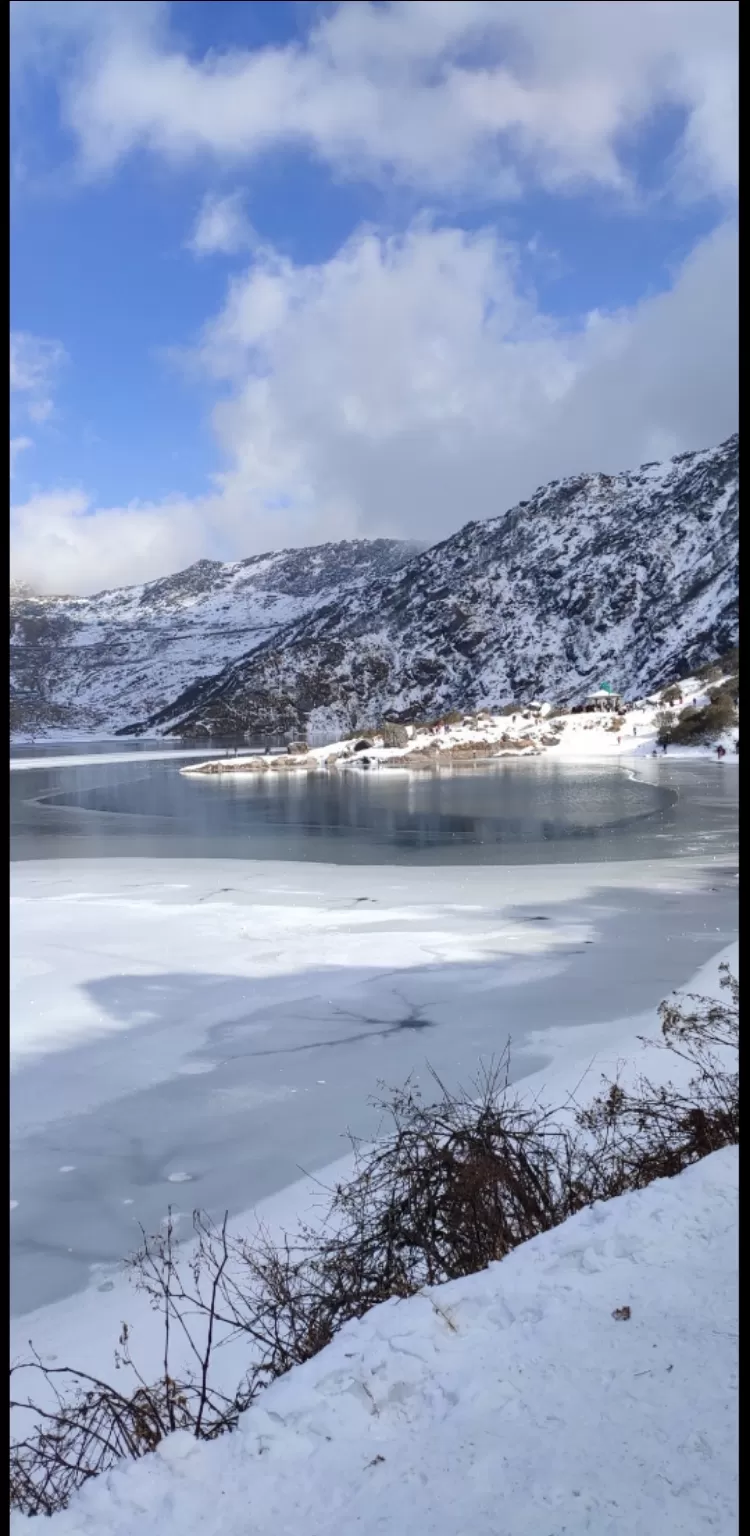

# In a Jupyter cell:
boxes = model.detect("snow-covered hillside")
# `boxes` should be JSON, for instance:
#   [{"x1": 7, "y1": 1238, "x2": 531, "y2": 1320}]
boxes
[
  {"x1": 15, "y1": 1146, "x2": 737, "y2": 1536},
  {"x1": 9, "y1": 540, "x2": 416, "y2": 740},
  {"x1": 10, "y1": 435, "x2": 738, "y2": 741},
  {"x1": 139, "y1": 433, "x2": 740, "y2": 740}
]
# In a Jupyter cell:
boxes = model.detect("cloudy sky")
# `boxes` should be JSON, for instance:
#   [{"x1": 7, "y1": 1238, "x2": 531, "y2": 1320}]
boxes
[{"x1": 10, "y1": 0, "x2": 738, "y2": 594}]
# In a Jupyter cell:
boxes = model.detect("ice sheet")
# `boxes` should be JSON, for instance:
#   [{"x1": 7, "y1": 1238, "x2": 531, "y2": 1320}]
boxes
[{"x1": 10, "y1": 854, "x2": 737, "y2": 1319}]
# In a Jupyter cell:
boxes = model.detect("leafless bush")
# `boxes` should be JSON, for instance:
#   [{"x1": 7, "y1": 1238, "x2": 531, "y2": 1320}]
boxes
[
  {"x1": 577, "y1": 962, "x2": 738, "y2": 1193},
  {"x1": 10, "y1": 1217, "x2": 249, "y2": 1518},
  {"x1": 654, "y1": 707, "x2": 677, "y2": 744},
  {"x1": 328, "y1": 1061, "x2": 588, "y2": 1286},
  {"x1": 11, "y1": 972, "x2": 738, "y2": 1516}
]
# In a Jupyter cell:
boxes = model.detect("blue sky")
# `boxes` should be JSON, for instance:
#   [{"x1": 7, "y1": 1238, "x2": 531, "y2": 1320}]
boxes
[{"x1": 10, "y1": 1, "x2": 738, "y2": 593}]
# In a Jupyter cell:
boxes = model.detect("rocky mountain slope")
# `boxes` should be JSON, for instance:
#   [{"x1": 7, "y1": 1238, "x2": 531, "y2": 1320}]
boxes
[
  {"x1": 9, "y1": 540, "x2": 416, "y2": 739},
  {"x1": 137, "y1": 434, "x2": 738, "y2": 740},
  {"x1": 10, "y1": 436, "x2": 738, "y2": 741}
]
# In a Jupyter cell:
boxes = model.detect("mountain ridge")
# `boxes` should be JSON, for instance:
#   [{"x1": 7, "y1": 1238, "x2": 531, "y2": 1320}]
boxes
[
  {"x1": 10, "y1": 436, "x2": 738, "y2": 741},
  {"x1": 10, "y1": 538, "x2": 417, "y2": 740}
]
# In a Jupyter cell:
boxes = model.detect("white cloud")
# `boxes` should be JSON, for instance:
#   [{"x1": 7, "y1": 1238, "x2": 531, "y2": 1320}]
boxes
[
  {"x1": 14, "y1": 0, "x2": 737, "y2": 204},
  {"x1": 10, "y1": 330, "x2": 67, "y2": 423},
  {"x1": 9, "y1": 5, "x2": 738, "y2": 596},
  {"x1": 10, "y1": 1, "x2": 163, "y2": 69},
  {"x1": 9, "y1": 488, "x2": 205, "y2": 596},
  {"x1": 187, "y1": 192, "x2": 256, "y2": 257},
  {"x1": 10, "y1": 436, "x2": 33, "y2": 473},
  {"x1": 196, "y1": 217, "x2": 738, "y2": 548},
  {"x1": 10, "y1": 218, "x2": 737, "y2": 595}
]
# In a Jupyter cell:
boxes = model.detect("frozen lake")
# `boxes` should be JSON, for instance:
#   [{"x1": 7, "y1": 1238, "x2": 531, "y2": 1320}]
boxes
[
  {"x1": 9, "y1": 745, "x2": 739, "y2": 864},
  {"x1": 10, "y1": 750, "x2": 738, "y2": 1317}
]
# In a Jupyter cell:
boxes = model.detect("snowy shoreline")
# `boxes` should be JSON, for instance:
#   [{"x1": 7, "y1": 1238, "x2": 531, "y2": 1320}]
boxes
[
  {"x1": 11, "y1": 928, "x2": 737, "y2": 1357},
  {"x1": 22, "y1": 1148, "x2": 736, "y2": 1536},
  {"x1": 180, "y1": 670, "x2": 739, "y2": 779},
  {"x1": 11, "y1": 938, "x2": 738, "y2": 1536}
]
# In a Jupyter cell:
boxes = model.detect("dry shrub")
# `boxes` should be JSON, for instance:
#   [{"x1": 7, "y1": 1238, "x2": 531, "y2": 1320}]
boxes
[
  {"x1": 654, "y1": 708, "x2": 676, "y2": 744},
  {"x1": 10, "y1": 1217, "x2": 248, "y2": 1518},
  {"x1": 709, "y1": 676, "x2": 739, "y2": 706},
  {"x1": 660, "y1": 693, "x2": 737, "y2": 746},
  {"x1": 577, "y1": 963, "x2": 738, "y2": 1192},
  {"x1": 11, "y1": 971, "x2": 738, "y2": 1517},
  {"x1": 695, "y1": 660, "x2": 723, "y2": 683},
  {"x1": 421, "y1": 710, "x2": 464, "y2": 731},
  {"x1": 719, "y1": 646, "x2": 739, "y2": 672},
  {"x1": 378, "y1": 722, "x2": 409, "y2": 748}
]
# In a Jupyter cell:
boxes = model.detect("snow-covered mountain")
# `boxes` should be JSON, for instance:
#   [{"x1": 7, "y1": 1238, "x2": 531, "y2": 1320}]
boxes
[
  {"x1": 138, "y1": 434, "x2": 738, "y2": 740},
  {"x1": 10, "y1": 435, "x2": 738, "y2": 741},
  {"x1": 9, "y1": 540, "x2": 416, "y2": 739}
]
